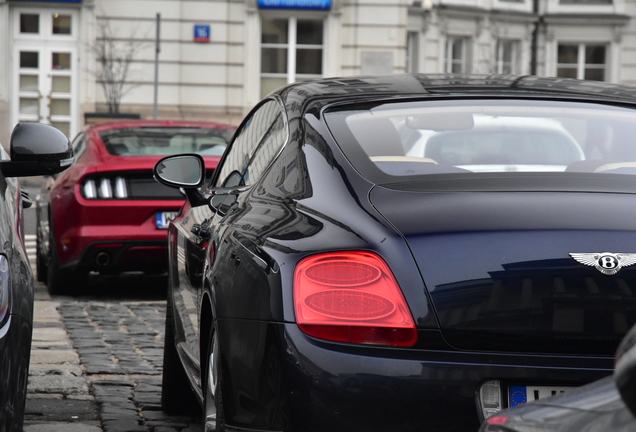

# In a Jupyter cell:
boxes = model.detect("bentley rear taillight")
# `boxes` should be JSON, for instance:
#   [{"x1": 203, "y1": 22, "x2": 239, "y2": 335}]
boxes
[{"x1": 293, "y1": 251, "x2": 417, "y2": 346}]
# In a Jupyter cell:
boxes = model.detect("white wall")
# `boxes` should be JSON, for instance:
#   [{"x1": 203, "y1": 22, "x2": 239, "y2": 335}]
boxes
[
  {"x1": 0, "y1": 2, "x2": 10, "y2": 145},
  {"x1": 93, "y1": 0, "x2": 246, "y2": 124}
]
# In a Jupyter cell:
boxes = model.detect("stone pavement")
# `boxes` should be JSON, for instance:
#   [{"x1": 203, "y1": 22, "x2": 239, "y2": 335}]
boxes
[{"x1": 24, "y1": 278, "x2": 202, "y2": 432}]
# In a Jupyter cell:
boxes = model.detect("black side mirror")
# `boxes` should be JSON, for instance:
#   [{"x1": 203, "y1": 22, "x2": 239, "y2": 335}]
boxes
[
  {"x1": 153, "y1": 154, "x2": 207, "y2": 206},
  {"x1": 0, "y1": 123, "x2": 74, "y2": 177},
  {"x1": 154, "y1": 154, "x2": 205, "y2": 188},
  {"x1": 614, "y1": 323, "x2": 636, "y2": 416}
]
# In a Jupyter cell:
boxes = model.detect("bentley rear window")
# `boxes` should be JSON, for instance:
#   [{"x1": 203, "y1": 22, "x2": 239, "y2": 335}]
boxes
[
  {"x1": 99, "y1": 127, "x2": 233, "y2": 156},
  {"x1": 324, "y1": 99, "x2": 636, "y2": 182}
]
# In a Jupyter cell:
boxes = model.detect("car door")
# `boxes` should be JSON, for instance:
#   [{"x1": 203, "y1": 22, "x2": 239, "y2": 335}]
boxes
[
  {"x1": 212, "y1": 104, "x2": 288, "y2": 320},
  {"x1": 169, "y1": 194, "x2": 214, "y2": 374},
  {"x1": 172, "y1": 98, "x2": 287, "y2": 370},
  {"x1": 204, "y1": 100, "x2": 289, "y2": 414}
]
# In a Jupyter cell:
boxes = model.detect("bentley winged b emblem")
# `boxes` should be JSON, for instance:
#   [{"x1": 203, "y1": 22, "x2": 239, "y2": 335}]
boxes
[{"x1": 569, "y1": 252, "x2": 636, "y2": 275}]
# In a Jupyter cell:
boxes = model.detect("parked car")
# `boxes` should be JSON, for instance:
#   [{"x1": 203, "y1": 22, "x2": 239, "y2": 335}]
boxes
[
  {"x1": 153, "y1": 74, "x2": 636, "y2": 432},
  {"x1": 399, "y1": 115, "x2": 586, "y2": 172},
  {"x1": 0, "y1": 122, "x2": 73, "y2": 431},
  {"x1": 479, "y1": 319, "x2": 636, "y2": 432},
  {"x1": 35, "y1": 119, "x2": 236, "y2": 295}
]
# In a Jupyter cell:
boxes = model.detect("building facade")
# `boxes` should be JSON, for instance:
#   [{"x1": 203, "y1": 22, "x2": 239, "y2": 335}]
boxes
[{"x1": 0, "y1": 0, "x2": 634, "y2": 145}]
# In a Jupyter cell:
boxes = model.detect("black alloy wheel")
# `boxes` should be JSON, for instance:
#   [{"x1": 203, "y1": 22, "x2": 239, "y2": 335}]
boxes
[
  {"x1": 262, "y1": 347, "x2": 288, "y2": 430},
  {"x1": 203, "y1": 327, "x2": 225, "y2": 432},
  {"x1": 46, "y1": 229, "x2": 82, "y2": 296}
]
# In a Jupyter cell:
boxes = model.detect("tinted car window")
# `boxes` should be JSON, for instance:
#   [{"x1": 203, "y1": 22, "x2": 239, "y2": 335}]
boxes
[
  {"x1": 99, "y1": 127, "x2": 233, "y2": 156},
  {"x1": 324, "y1": 99, "x2": 636, "y2": 182},
  {"x1": 215, "y1": 99, "x2": 284, "y2": 187},
  {"x1": 245, "y1": 113, "x2": 287, "y2": 185},
  {"x1": 71, "y1": 132, "x2": 87, "y2": 161}
]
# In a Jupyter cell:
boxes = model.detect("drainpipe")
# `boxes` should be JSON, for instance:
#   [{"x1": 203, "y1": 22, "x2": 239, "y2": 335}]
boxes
[
  {"x1": 530, "y1": 0, "x2": 539, "y2": 75},
  {"x1": 153, "y1": 13, "x2": 161, "y2": 119}
]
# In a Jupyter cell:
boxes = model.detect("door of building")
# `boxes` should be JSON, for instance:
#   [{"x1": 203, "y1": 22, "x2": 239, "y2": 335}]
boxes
[{"x1": 12, "y1": 8, "x2": 79, "y2": 138}]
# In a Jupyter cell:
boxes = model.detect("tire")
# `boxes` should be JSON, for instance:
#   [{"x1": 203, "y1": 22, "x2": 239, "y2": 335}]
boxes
[
  {"x1": 161, "y1": 293, "x2": 198, "y2": 414},
  {"x1": 46, "y1": 232, "x2": 83, "y2": 296},
  {"x1": 35, "y1": 240, "x2": 47, "y2": 284},
  {"x1": 203, "y1": 327, "x2": 225, "y2": 432},
  {"x1": 35, "y1": 213, "x2": 47, "y2": 283},
  {"x1": 262, "y1": 347, "x2": 288, "y2": 430}
]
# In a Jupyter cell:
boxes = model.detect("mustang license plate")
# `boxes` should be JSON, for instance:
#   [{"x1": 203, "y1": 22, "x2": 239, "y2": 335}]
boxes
[
  {"x1": 509, "y1": 385, "x2": 574, "y2": 408},
  {"x1": 156, "y1": 211, "x2": 178, "y2": 229}
]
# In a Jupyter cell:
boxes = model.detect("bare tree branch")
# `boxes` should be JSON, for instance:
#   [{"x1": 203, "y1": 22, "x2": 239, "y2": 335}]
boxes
[{"x1": 88, "y1": 19, "x2": 147, "y2": 113}]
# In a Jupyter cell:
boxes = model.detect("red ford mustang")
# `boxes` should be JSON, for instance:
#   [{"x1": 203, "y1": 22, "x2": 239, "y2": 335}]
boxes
[{"x1": 35, "y1": 119, "x2": 236, "y2": 295}]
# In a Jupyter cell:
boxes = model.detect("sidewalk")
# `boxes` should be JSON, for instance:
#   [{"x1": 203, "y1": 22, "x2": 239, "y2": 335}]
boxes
[
  {"x1": 23, "y1": 277, "x2": 201, "y2": 432},
  {"x1": 24, "y1": 282, "x2": 102, "y2": 432}
]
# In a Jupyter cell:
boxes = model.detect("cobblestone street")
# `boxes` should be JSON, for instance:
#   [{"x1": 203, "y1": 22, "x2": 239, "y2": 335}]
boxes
[{"x1": 24, "y1": 275, "x2": 202, "y2": 432}]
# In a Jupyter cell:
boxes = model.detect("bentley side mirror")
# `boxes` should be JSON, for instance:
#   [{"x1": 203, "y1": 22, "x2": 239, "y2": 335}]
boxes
[
  {"x1": 0, "y1": 123, "x2": 74, "y2": 177},
  {"x1": 614, "y1": 322, "x2": 636, "y2": 416},
  {"x1": 154, "y1": 154, "x2": 205, "y2": 188},
  {"x1": 153, "y1": 154, "x2": 207, "y2": 206}
]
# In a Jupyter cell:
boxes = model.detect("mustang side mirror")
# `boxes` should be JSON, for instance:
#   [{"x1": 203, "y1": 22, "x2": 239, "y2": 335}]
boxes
[
  {"x1": 153, "y1": 154, "x2": 207, "y2": 206},
  {"x1": 0, "y1": 122, "x2": 74, "y2": 177},
  {"x1": 614, "y1": 322, "x2": 636, "y2": 416}
]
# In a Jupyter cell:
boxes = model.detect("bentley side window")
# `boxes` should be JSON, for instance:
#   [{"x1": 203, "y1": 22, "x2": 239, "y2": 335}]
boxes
[
  {"x1": 245, "y1": 112, "x2": 287, "y2": 185},
  {"x1": 213, "y1": 99, "x2": 283, "y2": 188},
  {"x1": 222, "y1": 171, "x2": 243, "y2": 188}
]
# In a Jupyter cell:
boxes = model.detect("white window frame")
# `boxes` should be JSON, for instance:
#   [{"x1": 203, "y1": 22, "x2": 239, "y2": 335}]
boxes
[
  {"x1": 556, "y1": 42, "x2": 607, "y2": 81},
  {"x1": 13, "y1": 7, "x2": 78, "y2": 40},
  {"x1": 445, "y1": 36, "x2": 469, "y2": 74},
  {"x1": 260, "y1": 16, "x2": 325, "y2": 96},
  {"x1": 496, "y1": 39, "x2": 520, "y2": 74},
  {"x1": 11, "y1": 7, "x2": 80, "y2": 138}
]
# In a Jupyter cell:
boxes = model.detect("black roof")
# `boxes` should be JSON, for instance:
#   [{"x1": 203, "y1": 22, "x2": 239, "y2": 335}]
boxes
[{"x1": 273, "y1": 74, "x2": 636, "y2": 119}]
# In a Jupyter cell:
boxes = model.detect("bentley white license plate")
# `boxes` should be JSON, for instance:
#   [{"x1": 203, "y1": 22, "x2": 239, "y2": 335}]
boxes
[
  {"x1": 156, "y1": 211, "x2": 178, "y2": 229},
  {"x1": 509, "y1": 385, "x2": 574, "y2": 408}
]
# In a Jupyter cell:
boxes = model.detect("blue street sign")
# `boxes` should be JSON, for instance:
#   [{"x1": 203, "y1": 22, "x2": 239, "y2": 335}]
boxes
[
  {"x1": 258, "y1": 0, "x2": 331, "y2": 10},
  {"x1": 194, "y1": 25, "x2": 211, "y2": 43}
]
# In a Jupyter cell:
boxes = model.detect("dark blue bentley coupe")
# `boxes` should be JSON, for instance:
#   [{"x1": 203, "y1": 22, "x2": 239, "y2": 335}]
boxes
[{"x1": 154, "y1": 74, "x2": 636, "y2": 432}]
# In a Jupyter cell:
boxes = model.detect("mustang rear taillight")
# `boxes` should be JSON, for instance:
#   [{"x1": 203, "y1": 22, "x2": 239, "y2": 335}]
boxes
[
  {"x1": 82, "y1": 176, "x2": 128, "y2": 199},
  {"x1": 293, "y1": 251, "x2": 417, "y2": 346}
]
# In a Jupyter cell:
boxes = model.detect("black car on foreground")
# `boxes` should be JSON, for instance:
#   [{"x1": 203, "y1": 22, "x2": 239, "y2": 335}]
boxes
[
  {"x1": 154, "y1": 74, "x2": 636, "y2": 432},
  {"x1": 480, "y1": 319, "x2": 636, "y2": 432},
  {"x1": 0, "y1": 122, "x2": 72, "y2": 431}
]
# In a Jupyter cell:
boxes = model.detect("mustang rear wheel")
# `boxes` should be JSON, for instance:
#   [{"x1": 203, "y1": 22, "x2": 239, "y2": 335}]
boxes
[
  {"x1": 35, "y1": 238, "x2": 47, "y2": 283},
  {"x1": 46, "y1": 232, "x2": 83, "y2": 296},
  {"x1": 161, "y1": 292, "x2": 197, "y2": 414},
  {"x1": 204, "y1": 329, "x2": 224, "y2": 432}
]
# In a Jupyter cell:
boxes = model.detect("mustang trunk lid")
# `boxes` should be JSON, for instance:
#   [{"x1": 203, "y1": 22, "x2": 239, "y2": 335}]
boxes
[{"x1": 370, "y1": 185, "x2": 636, "y2": 356}]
